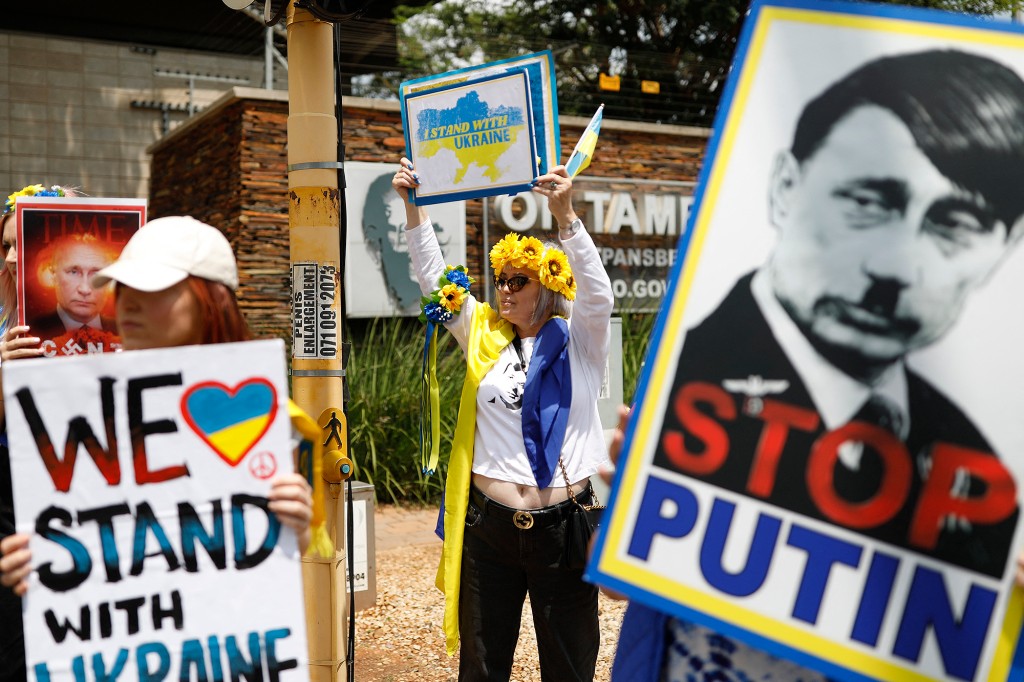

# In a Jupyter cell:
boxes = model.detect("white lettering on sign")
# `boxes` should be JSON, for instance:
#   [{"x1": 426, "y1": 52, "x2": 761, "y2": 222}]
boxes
[
  {"x1": 610, "y1": 277, "x2": 668, "y2": 300},
  {"x1": 491, "y1": 188, "x2": 694, "y2": 236},
  {"x1": 494, "y1": 194, "x2": 551, "y2": 233},
  {"x1": 607, "y1": 192, "x2": 640, "y2": 234},
  {"x1": 599, "y1": 248, "x2": 677, "y2": 268},
  {"x1": 292, "y1": 262, "x2": 339, "y2": 360}
]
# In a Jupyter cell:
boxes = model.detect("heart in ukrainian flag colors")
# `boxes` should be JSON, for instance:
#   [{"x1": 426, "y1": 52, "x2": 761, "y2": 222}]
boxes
[{"x1": 181, "y1": 379, "x2": 279, "y2": 467}]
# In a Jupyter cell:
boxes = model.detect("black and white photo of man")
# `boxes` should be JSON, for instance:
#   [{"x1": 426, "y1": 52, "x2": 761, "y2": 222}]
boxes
[
  {"x1": 654, "y1": 48, "x2": 1024, "y2": 578},
  {"x1": 346, "y1": 162, "x2": 466, "y2": 318}
]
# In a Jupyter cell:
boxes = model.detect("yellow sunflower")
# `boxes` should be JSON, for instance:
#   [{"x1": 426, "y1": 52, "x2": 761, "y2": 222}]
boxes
[
  {"x1": 438, "y1": 283, "x2": 467, "y2": 312},
  {"x1": 489, "y1": 233, "x2": 521, "y2": 272},
  {"x1": 563, "y1": 274, "x2": 577, "y2": 300},
  {"x1": 5, "y1": 184, "x2": 45, "y2": 213},
  {"x1": 512, "y1": 236, "x2": 545, "y2": 271},
  {"x1": 539, "y1": 250, "x2": 576, "y2": 300}
]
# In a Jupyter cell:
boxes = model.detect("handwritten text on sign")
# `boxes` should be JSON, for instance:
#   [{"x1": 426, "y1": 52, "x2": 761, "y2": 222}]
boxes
[{"x1": 5, "y1": 339, "x2": 309, "y2": 681}]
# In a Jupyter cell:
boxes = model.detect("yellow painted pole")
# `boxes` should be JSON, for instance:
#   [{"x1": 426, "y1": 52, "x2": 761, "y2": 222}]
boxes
[{"x1": 286, "y1": 3, "x2": 349, "y2": 681}]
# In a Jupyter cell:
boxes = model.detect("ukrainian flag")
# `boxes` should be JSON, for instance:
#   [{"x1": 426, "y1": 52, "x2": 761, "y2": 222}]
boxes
[{"x1": 566, "y1": 104, "x2": 604, "y2": 177}]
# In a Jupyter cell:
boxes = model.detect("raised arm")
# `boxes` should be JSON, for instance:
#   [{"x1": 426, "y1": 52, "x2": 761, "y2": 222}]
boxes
[
  {"x1": 393, "y1": 158, "x2": 445, "y2": 294},
  {"x1": 394, "y1": 157, "x2": 429, "y2": 233},
  {"x1": 392, "y1": 159, "x2": 477, "y2": 348},
  {"x1": 534, "y1": 166, "x2": 613, "y2": 361}
]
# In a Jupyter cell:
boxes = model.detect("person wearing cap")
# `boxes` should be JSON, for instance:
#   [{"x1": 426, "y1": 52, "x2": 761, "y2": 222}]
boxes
[
  {"x1": 0, "y1": 216, "x2": 314, "y2": 602},
  {"x1": 91, "y1": 214, "x2": 249, "y2": 349},
  {"x1": 393, "y1": 158, "x2": 613, "y2": 681}
]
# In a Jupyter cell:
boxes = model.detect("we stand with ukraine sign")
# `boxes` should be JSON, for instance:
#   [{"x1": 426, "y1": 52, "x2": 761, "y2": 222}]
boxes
[
  {"x1": 592, "y1": 2, "x2": 1024, "y2": 681},
  {"x1": 6, "y1": 340, "x2": 309, "y2": 681}
]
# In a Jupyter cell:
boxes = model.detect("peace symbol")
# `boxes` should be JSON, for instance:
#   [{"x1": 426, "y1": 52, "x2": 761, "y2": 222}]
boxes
[{"x1": 248, "y1": 451, "x2": 278, "y2": 480}]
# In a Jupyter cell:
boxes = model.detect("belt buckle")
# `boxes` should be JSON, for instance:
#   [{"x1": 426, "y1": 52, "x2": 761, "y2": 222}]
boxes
[{"x1": 513, "y1": 510, "x2": 534, "y2": 530}]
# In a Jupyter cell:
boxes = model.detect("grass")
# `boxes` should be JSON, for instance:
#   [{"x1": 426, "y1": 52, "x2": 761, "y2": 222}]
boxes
[
  {"x1": 345, "y1": 317, "x2": 463, "y2": 505},
  {"x1": 344, "y1": 313, "x2": 656, "y2": 505},
  {"x1": 619, "y1": 311, "x2": 658, "y2": 405}
]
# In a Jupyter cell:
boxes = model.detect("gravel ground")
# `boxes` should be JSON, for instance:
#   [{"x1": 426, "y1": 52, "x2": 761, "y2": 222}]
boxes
[{"x1": 353, "y1": 541, "x2": 627, "y2": 681}]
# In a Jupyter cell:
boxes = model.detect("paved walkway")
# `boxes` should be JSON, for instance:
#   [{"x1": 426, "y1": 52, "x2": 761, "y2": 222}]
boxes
[{"x1": 372, "y1": 503, "x2": 440, "y2": 552}]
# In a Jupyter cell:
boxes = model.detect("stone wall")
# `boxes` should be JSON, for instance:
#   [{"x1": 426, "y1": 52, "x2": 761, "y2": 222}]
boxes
[{"x1": 148, "y1": 90, "x2": 711, "y2": 341}]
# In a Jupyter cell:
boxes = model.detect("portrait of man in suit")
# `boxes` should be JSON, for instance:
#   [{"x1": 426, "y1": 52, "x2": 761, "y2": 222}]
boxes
[
  {"x1": 31, "y1": 234, "x2": 116, "y2": 343},
  {"x1": 654, "y1": 49, "x2": 1024, "y2": 578}
]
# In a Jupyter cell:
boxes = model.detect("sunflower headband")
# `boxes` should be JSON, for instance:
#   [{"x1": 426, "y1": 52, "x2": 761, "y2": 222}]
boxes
[
  {"x1": 489, "y1": 233, "x2": 576, "y2": 301},
  {"x1": 4, "y1": 184, "x2": 68, "y2": 215}
]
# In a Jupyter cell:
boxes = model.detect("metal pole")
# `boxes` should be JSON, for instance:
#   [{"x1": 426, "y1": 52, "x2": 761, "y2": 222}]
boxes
[
  {"x1": 286, "y1": 2, "x2": 348, "y2": 681},
  {"x1": 265, "y1": 27, "x2": 275, "y2": 90},
  {"x1": 482, "y1": 197, "x2": 491, "y2": 307}
]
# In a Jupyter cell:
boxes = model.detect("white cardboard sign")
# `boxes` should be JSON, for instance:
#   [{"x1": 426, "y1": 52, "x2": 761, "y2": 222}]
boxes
[{"x1": 5, "y1": 339, "x2": 309, "y2": 681}]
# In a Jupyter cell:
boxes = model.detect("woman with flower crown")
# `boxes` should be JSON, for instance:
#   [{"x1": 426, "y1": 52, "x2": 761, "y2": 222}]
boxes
[
  {"x1": 0, "y1": 185, "x2": 81, "y2": 545},
  {"x1": 393, "y1": 157, "x2": 613, "y2": 681},
  {"x1": 0, "y1": 185, "x2": 80, "y2": 345},
  {"x1": 0, "y1": 183, "x2": 80, "y2": 682}
]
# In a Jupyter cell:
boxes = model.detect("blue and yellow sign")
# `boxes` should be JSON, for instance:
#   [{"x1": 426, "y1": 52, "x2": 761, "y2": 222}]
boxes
[{"x1": 593, "y1": 2, "x2": 1024, "y2": 681}]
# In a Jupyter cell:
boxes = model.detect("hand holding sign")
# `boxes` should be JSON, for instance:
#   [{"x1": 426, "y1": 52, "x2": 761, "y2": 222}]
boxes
[{"x1": 0, "y1": 532, "x2": 31, "y2": 596}]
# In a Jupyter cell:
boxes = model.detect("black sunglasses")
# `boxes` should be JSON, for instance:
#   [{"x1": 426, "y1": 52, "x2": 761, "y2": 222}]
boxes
[{"x1": 493, "y1": 274, "x2": 536, "y2": 293}]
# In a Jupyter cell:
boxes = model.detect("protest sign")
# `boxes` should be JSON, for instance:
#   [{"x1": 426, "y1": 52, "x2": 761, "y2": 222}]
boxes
[
  {"x1": 401, "y1": 70, "x2": 539, "y2": 206},
  {"x1": 5, "y1": 339, "x2": 309, "y2": 681},
  {"x1": 15, "y1": 196, "x2": 145, "y2": 357},
  {"x1": 400, "y1": 50, "x2": 560, "y2": 177},
  {"x1": 591, "y1": 1, "x2": 1024, "y2": 681}
]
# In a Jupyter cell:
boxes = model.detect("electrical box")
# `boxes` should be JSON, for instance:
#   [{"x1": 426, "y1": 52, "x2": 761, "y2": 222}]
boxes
[{"x1": 343, "y1": 481, "x2": 377, "y2": 611}]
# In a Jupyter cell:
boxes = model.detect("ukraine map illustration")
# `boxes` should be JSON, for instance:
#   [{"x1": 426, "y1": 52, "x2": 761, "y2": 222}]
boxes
[{"x1": 414, "y1": 91, "x2": 527, "y2": 183}]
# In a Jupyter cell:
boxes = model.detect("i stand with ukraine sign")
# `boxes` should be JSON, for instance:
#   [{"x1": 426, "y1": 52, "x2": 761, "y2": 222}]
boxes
[
  {"x1": 399, "y1": 51, "x2": 560, "y2": 206},
  {"x1": 591, "y1": 1, "x2": 1024, "y2": 681}
]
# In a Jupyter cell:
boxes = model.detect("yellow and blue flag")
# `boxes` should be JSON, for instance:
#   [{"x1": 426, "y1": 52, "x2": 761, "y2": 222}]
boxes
[{"x1": 565, "y1": 104, "x2": 604, "y2": 177}]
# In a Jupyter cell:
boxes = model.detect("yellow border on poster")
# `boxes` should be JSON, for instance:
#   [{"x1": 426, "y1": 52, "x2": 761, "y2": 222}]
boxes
[{"x1": 597, "y1": 5, "x2": 1024, "y2": 681}]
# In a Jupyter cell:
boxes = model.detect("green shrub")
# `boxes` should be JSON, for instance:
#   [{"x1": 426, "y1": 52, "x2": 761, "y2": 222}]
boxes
[
  {"x1": 620, "y1": 312, "x2": 657, "y2": 405},
  {"x1": 345, "y1": 317, "x2": 464, "y2": 505}
]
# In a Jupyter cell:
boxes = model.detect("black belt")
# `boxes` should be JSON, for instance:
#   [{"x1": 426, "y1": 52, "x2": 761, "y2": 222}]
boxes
[{"x1": 470, "y1": 483, "x2": 593, "y2": 530}]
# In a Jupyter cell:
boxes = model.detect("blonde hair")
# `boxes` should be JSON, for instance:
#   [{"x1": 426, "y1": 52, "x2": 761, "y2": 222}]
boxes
[{"x1": 0, "y1": 213, "x2": 16, "y2": 334}]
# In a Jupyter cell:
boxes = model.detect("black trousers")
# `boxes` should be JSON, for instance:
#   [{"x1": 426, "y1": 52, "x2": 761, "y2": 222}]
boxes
[
  {"x1": 0, "y1": 588, "x2": 25, "y2": 682},
  {"x1": 458, "y1": 485, "x2": 599, "y2": 682},
  {"x1": 0, "y1": 443, "x2": 25, "y2": 682}
]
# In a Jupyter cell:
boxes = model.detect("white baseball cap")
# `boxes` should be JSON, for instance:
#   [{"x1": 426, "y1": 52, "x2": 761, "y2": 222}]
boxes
[{"x1": 92, "y1": 216, "x2": 238, "y2": 292}]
